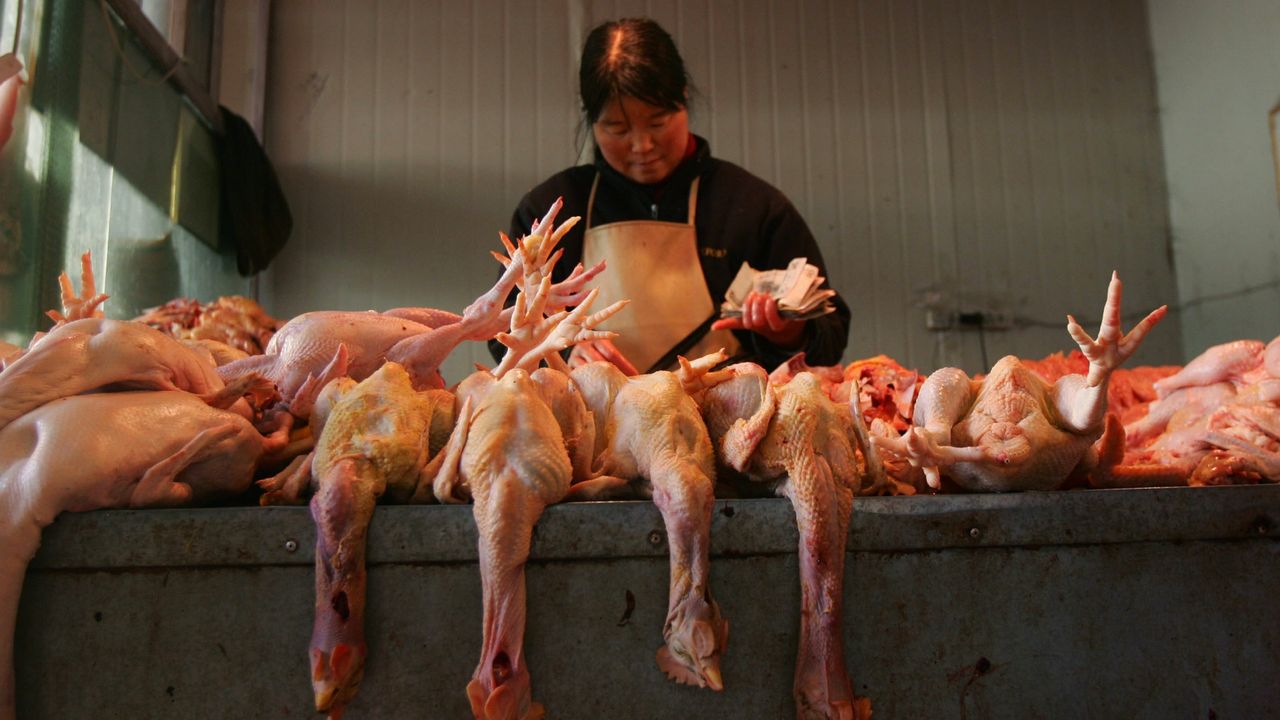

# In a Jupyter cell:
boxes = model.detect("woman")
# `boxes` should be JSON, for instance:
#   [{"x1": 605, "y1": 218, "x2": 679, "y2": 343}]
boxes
[{"x1": 491, "y1": 17, "x2": 850, "y2": 374}]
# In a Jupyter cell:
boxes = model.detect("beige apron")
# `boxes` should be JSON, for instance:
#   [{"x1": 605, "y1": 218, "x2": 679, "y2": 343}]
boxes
[{"x1": 582, "y1": 174, "x2": 741, "y2": 373}]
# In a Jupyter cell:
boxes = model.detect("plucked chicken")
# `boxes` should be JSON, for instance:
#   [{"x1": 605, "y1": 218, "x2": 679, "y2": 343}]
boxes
[
  {"x1": 217, "y1": 203, "x2": 604, "y2": 419},
  {"x1": 0, "y1": 390, "x2": 291, "y2": 720},
  {"x1": 699, "y1": 364, "x2": 874, "y2": 720},
  {"x1": 0, "y1": 255, "x2": 267, "y2": 431},
  {"x1": 874, "y1": 273, "x2": 1165, "y2": 492},
  {"x1": 1151, "y1": 336, "x2": 1280, "y2": 397},
  {"x1": 568, "y1": 352, "x2": 730, "y2": 691},
  {"x1": 434, "y1": 203, "x2": 625, "y2": 720},
  {"x1": 294, "y1": 362, "x2": 457, "y2": 719},
  {"x1": 265, "y1": 200, "x2": 617, "y2": 718},
  {"x1": 1099, "y1": 339, "x2": 1280, "y2": 487},
  {"x1": 448, "y1": 368, "x2": 567, "y2": 720}
]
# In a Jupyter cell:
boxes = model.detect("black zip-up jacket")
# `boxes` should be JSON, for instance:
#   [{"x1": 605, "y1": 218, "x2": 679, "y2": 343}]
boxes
[{"x1": 488, "y1": 135, "x2": 851, "y2": 370}]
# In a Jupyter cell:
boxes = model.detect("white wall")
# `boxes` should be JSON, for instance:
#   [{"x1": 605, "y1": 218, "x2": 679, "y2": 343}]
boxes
[
  {"x1": 1148, "y1": 0, "x2": 1280, "y2": 359},
  {"x1": 258, "y1": 0, "x2": 1182, "y2": 382}
]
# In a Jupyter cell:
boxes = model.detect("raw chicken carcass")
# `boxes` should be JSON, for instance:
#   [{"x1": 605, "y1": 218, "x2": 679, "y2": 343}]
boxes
[
  {"x1": 1093, "y1": 336, "x2": 1280, "y2": 486},
  {"x1": 0, "y1": 390, "x2": 291, "y2": 720},
  {"x1": 699, "y1": 364, "x2": 874, "y2": 720},
  {"x1": 875, "y1": 273, "x2": 1165, "y2": 492},
  {"x1": 0, "y1": 255, "x2": 263, "y2": 430},
  {"x1": 259, "y1": 203, "x2": 609, "y2": 714},
  {"x1": 436, "y1": 203, "x2": 625, "y2": 720},
  {"x1": 449, "y1": 368, "x2": 569, "y2": 720},
  {"x1": 1097, "y1": 378, "x2": 1280, "y2": 487},
  {"x1": 136, "y1": 295, "x2": 283, "y2": 354},
  {"x1": 1151, "y1": 336, "x2": 1280, "y2": 397},
  {"x1": 296, "y1": 363, "x2": 458, "y2": 719},
  {"x1": 568, "y1": 352, "x2": 730, "y2": 691},
  {"x1": 0, "y1": 317, "x2": 253, "y2": 430},
  {"x1": 218, "y1": 201, "x2": 603, "y2": 418}
]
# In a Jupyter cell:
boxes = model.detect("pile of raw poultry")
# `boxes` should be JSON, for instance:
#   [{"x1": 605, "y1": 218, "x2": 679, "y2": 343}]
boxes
[{"x1": 2, "y1": 199, "x2": 1277, "y2": 720}]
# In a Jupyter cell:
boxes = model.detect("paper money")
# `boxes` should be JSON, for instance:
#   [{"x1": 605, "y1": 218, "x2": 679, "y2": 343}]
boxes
[{"x1": 719, "y1": 258, "x2": 836, "y2": 320}]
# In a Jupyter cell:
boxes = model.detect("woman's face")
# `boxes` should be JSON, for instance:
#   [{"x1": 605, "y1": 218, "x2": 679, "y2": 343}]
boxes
[{"x1": 592, "y1": 95, "x2": 690, "y2": 184}]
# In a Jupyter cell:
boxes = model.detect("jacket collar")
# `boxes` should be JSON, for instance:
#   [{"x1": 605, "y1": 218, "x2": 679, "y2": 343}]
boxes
[{"x1": 593, "y1": 134, "x2": 711, "y2": 202}]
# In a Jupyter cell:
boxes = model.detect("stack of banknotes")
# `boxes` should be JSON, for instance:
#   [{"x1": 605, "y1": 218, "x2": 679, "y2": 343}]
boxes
[{"x1": 720, "y1": 257, "x2": 836, "y2": 320}]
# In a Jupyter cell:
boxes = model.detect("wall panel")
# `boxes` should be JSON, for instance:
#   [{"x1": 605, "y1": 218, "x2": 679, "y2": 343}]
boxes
[
  {"x1": 262, "y1": 0, "x2": 1180, "y2": 380},
  {"x1": 1148, "y1": 0, "x2": 1280, "y2": 359}
]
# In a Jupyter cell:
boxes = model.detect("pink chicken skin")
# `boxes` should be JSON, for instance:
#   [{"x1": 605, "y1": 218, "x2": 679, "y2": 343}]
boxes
[
  {"x1": 0, "y1": 391, "x2": 290, "y2": 720},
  {"x1": 568, "y1": 353, "x2": 730, "y2": 691},
  {"x1": 300, "y1": 363, "x2": 456, "y2": 719},
  {"x1": 875, "y1": 272, "x2": 1165, "y2": 492},
  {"x1": 699, "y1": 364, "x2": 873, "y2": 720}
]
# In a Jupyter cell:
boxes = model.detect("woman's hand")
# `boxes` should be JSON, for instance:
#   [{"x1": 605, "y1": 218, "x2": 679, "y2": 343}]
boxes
[
  {"x1": 568, "y1": 337, "x2": 640, "y2": 376},
  {"x1": 711, "y1": 291, "x2": 805, "y2": 349}
]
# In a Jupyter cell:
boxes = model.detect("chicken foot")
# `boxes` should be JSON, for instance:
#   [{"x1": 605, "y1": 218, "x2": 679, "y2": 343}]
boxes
[
  {"x1": 652, "y1": 461, "x2": 727, "y2": 691},
  {"x1": 46, "y1": 252, "x2": 107, "y2": 326},
  {"x1": 1059, "y1": 271, "x2": 1166, "y2": 431}
]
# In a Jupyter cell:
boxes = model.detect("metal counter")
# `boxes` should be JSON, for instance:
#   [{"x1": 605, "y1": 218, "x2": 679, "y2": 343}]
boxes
[{"x1": 16, "y1": 486, "x2": 1280, "y2": 718}]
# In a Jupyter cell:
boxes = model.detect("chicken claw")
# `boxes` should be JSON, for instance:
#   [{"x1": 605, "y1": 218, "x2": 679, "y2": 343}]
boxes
[
  {"x1": 873, "y1": 427, "x2": 992, "y2": 490},
  {"x1": 1066, "y1": 271, "x2": 1167, "y2": 387},
  {"x1": 676, "y1": 350, "x2": 733, "y2": 395},
  {"x1": 496, "y1": 287, "x2": 628, "y2": 375},
  {"x1": 545, "y1": 260, "x2": 607, "y2": 312},
  {"x1": 45, "y1": 252, "x2": 109, "y2": 325}
]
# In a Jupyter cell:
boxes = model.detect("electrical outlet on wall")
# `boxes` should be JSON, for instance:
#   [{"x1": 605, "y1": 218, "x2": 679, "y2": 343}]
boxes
[
  {"x1": 927, "y1": 306, "x2": 1016, "y2": 332},
  {"x1": 917, "y1": 283, "x2": 1018, "y2": 332},
  {"x1": 981, "y1": 308, "x2": 1014, "y2": 330}
]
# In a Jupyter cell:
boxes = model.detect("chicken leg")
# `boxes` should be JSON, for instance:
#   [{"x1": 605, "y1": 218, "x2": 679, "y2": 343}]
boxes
[
  {"x1": 309, "y1": 459, "x2": 374, "y2": 720},
  {"x1": 784, "y1": 445, "x2": 856, "y2": 720},
  {"x1": 652, "y1": 459, "x2": 727, "y2": 691},
  {"x1": 700, "y1": 369, "x2": 870, "y2": 719},
  {"x1": 465, "y1": 476, "x2": 547, "y2": 720},
  {"x1": 771, "y1": 379, "x2": 860, "y2": 720}
]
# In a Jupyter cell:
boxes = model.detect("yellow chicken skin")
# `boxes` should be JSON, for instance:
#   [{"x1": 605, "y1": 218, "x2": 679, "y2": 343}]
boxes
[{"x1": 306, "y1": 363, "x2": 454, "y2": 719}]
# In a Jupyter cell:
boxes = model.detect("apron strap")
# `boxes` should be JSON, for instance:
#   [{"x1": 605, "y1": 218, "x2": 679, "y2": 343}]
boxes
[
  {"x1": 586, "y1": 173, "x2": 600, "y2": 229},
  {"x1": 687, "y1": 177, "x2": 699, "y2": 225}
]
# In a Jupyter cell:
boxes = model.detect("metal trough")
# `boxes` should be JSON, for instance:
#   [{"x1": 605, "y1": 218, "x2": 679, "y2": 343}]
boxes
[{"x1": 15, "y1": 485, "x2": 1280, "y2": 718}]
